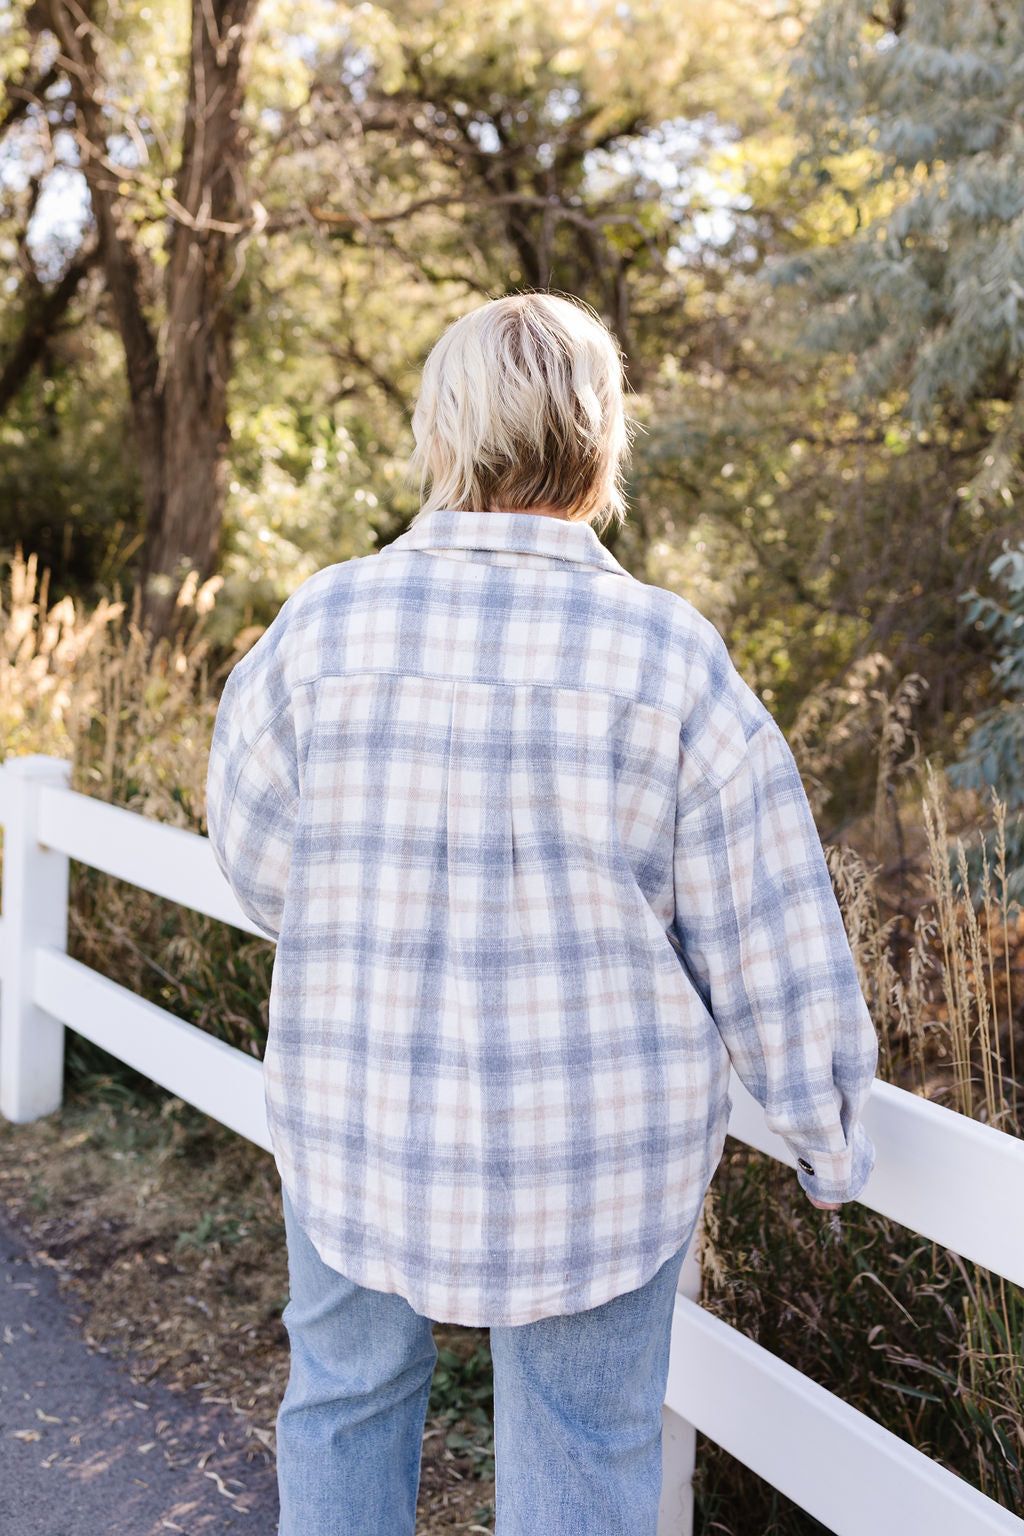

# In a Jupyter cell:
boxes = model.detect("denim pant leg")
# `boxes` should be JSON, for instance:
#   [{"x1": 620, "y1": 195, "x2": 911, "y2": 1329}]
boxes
[
  {"x1": 276, "y1": 1186, "x2": 438, "y2": 1536},
  {"x1": 489, "y1": 1234, "x2": 694, "y2": 1536}
]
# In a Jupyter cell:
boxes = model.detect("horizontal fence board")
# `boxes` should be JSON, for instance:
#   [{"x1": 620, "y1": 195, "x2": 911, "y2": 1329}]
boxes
[
  {"x1": 726, "y1": 1072, "x2": 1024, "y2": 1287},
  {"x1": 666, "y1": 1295, "x2": 1024, "y2": 1536},
  {"x1": 35, "y1": 784, "x2": 266, "y2": 938},
  {"x1": 32, "y1": 947, "x2": 273, "y2": 1153}
]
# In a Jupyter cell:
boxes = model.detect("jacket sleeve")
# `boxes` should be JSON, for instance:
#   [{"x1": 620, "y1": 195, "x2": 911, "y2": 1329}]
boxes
[
  {"x1": 672, "y1": 702, "x2": 878, "y2": 1206},
  {"x1": 205, "y1": 655, "x2": 300, "y2": 944}
]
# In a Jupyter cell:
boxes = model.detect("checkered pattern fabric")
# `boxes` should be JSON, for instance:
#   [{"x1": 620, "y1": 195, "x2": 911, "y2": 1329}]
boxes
[{"x1": 206, "y1": 508, "x2": 877, "y2": 1326}]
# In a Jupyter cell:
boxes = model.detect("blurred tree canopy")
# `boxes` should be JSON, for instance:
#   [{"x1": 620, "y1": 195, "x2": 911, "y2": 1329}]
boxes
[{"x1": 1, "y1": 0, "x2": 1020, "y2": 816}]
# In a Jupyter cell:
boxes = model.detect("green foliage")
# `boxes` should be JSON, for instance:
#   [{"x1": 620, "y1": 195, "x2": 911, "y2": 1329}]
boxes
[
  {"x1": 1, "y1": 0, "x2": 1012, "y2": 771},
  {"x1": 631, "y1": 337, "x2": 1007, "y2": 792},
  {"x1": 0, "y1": 328, "x2": 144, "y2": 599},
  {"x1": 213, "y1": 402, "x2": 391, "y2": 643},
  {"x1": 959, "y1": 541, "x2": 1024, "y2": 739},
  {"x1": 773, "y1": 0, "x2": 1024, "y2": 502},
  {"x1": 0, "y1": 1, "x2": 852, "y2": 628},
  {"x1": 428, "y1": 1341, "x2": 496, "y2": 1483},
  {"x1": 174, "y1": 1206, "x2": 254, "y2": 1251},
  {"x1": 950, "y1": 540, "x2": 1024, "y2": 897}
]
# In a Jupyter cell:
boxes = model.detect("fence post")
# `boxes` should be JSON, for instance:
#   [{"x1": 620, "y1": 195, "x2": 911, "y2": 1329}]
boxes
[
  {"x1": 0, "y1": 755, "x2": 72, "y2": 1123},
  {"x1": 658, "y1": 1202, "x2": 703, "y2": 1536}
]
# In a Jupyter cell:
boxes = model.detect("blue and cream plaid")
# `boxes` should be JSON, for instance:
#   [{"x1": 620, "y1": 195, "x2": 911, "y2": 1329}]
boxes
[{"x1": 206, "y1": 507, "x2": 878, "y2": 1326}]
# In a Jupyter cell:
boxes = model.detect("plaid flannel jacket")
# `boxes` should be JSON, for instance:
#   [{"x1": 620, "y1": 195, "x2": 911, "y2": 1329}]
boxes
[{"x1": 206, "y1": 507, "x2": 878, "y2": 1326}]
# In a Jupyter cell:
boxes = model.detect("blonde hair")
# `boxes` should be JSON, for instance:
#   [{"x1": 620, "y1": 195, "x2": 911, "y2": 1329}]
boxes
[{"x1": 410, "y1": 293, "x2": 632, "y2": 532}]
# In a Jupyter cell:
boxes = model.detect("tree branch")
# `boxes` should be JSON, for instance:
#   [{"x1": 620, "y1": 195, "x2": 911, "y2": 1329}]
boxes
[
  {"x1": 41, "y1": 0, "x2": 163, "y2": 438},
  {"x1": 0, "y1": 64, "x2": 59, "y2": 145},
  {"x1": 0, "y1": 239, "x2": 100, "y2": 415},
  {"x1": 324, "y1": 336, "x2": 412, "y2": 420}
]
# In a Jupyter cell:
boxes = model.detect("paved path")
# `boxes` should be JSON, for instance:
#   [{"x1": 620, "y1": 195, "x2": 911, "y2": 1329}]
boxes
[{"x1": 0, "y1": 1213, "x2": 280, "y2": 1535}]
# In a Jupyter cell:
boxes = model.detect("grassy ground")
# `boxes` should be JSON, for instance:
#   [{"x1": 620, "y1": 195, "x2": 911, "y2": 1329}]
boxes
[{"x1": 0, "y1": 1061, "x2": 497, "y2": 1535}]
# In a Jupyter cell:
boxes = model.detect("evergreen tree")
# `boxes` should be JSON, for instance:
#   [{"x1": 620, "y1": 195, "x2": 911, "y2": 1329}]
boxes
[
  {"x1": 949, "y1": 541, "x2": 1024, "y2": 898},
  {"x1": 773, "y1": 0, "x2": 1024, "y2": 511}
]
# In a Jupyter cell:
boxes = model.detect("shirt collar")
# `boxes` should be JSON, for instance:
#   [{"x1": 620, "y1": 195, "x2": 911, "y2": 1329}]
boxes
[{"x1": 381, "y1": 508, "x2": 630, "y2": 577}]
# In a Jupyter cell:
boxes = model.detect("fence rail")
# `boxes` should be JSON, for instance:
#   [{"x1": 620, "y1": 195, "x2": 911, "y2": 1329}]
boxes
[{"x1": 1, "y1": 754, "x2": 1022, "y2": 1536}]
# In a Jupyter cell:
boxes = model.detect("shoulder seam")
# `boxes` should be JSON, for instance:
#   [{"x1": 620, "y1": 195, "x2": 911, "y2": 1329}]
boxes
[
  {"x1": 242, "y1": 667, "x2": 697, "y2": 727},
  {"x1": 679, "y1": 715, "x2": 774, "y2": 821}
]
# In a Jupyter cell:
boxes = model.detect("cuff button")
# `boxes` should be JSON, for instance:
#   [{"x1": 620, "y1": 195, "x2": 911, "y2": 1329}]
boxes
[{"x1": 797, "y1": 1157, "x2": 816, "y2": 1175}]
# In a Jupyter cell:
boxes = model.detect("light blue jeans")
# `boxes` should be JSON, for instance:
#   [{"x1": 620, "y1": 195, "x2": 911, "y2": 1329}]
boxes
[{"x1": 276, "y1": 1186, "x2": 693, "y2": 1536}]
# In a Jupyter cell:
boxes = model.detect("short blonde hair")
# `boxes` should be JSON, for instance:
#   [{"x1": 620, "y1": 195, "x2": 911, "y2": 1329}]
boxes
[{"x1": 410, "y1": 293, "x2": 632, "y2": 532}]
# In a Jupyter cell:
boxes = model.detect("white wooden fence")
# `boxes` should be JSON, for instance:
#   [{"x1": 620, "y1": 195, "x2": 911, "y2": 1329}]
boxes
[{"x1": 1, "y1": 753, "x2": 1022, "y2": 1536}]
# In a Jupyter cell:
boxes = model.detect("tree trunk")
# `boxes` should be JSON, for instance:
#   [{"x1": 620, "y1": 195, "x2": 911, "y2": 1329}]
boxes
[
  {"x1": 40, "y1": 2, "x2": 167, "y2": 579},
  {"x1": 41, "y1": 0, "x2": 259, "y2": 640},
  {"x1": 141, "y1": 0, "x2": 259, "y2": 637}
]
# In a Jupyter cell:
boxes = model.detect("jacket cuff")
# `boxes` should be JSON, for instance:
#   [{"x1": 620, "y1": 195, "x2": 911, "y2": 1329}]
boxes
[{"x1": 789, "y1": 1120, "x2": 875, "y2": 1205}]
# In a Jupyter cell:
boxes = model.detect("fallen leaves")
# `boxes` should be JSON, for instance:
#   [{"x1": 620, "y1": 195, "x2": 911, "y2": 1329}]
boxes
[{"x1": 0, "y1": 1090, "x2": 497, "y2": 1531}]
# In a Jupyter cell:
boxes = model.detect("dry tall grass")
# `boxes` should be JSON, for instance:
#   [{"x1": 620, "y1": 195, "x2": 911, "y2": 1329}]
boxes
[
  {"x1": 699, "y1": 723, "x2": 1023, "y2": 1525},
  {"x1": 825, "y1": 767, "x2": 1020, "y2": 1131},
  {"x1": 0, "y1": 550, "x2": 274, "y2": 1059},
  {"x1": 1, "y1": 549, "x2": 222, "y2": 820}
]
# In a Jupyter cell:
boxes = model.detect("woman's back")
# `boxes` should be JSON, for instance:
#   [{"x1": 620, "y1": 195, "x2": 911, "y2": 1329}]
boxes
[{"x1": 208, "y1": 504, "x2": 874, "y2": 1327}]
